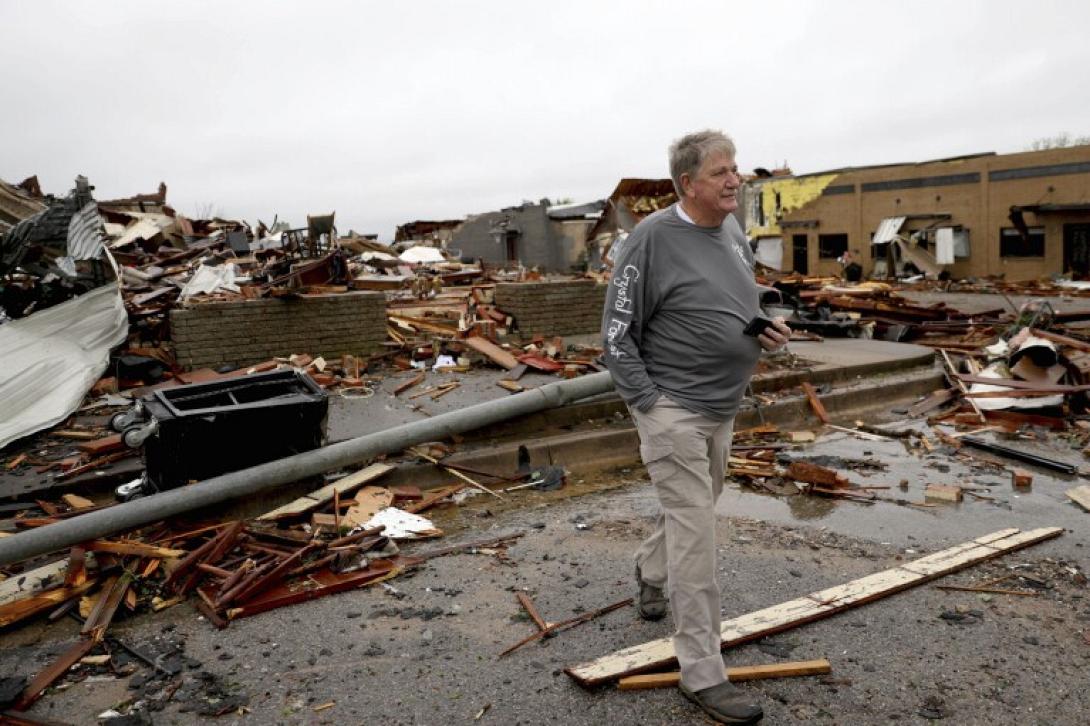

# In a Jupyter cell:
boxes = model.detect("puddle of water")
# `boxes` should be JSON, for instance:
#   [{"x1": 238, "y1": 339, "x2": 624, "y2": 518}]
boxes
[{"x1": 428, "y1": 426, "x2": 1090, "y2": 552}]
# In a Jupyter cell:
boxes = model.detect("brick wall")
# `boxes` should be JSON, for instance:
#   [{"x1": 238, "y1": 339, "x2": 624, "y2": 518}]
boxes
[
  {"x1": 171, "y1": 292, "x2": 387, "y2": 370},
  {"x1": 494, "y1": 280, "x2": 607, "y2": 337}
]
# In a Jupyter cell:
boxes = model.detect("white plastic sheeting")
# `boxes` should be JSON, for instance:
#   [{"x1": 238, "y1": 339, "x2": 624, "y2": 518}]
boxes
[
  {"x1": 361, "y1": 507, "x2": 442, "y2": 539},
  {"x1": 872, "y1": 216, "x2": 906, "y2": 245},
  {"x1": 398, "y1": 246, "x2": 446, "y2": 264},
  {"x1": 0, "y1": 282, "x2": 128, "y2": 448},
  {"x1": 180, "y1": 263, "x2": 240, "y2": 300}
]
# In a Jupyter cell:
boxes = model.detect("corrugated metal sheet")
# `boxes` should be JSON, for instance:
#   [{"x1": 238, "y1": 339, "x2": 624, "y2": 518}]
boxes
[
  {"x1": 66, "y1": 202, "x2": 106, "y2": 260},
  {"x1": 872, "y1": 216, "x2": 906, "y2": 245},
  {"x1": 0, "y1": 282, "x2": 127, "y2": 448}
]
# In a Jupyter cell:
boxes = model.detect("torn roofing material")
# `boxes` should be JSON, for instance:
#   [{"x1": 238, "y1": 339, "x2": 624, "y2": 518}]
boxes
[{"x1": 0, "y1": 280, "x2": 127, "y2": 449}]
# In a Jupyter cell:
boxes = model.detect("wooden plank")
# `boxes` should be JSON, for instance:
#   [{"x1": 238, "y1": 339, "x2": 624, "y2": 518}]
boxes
[
  {"x1": 1066, "y1": 485, "x2": 1090, "y2": 512},
  {"x1": 393, "y1": 372, "x2": 425, "y2": 396},
  {"x1": 617, "y1": 659, "x2": 832, "y2": 690},
  {"x1": 13, "y1": 637, "x2": 98, "y2": 711},
  {"x1": 85, "y1": 540, "x2": 186, "y2": 558},
  {"x1": 0, "y1": 580, "x2": 97, "y2": 628},
  {"x1": 906, "y1": 388, "x2": 957, "y2": 417},
  {"x1": 258, "y1": 463, "x2": 394, "y2": 520},
  {"x1": 62, "y1": 493, "x2": 96, "y2": 510},
  {"x1": 464, "y1": 336, "x2": 518, "y2": 370},
  {"x1": 565, "y1": 527, "x2": 1062, "y2": 687},
  {"x1": 800, "y1": 382, "x2": 831, "y2": 425},
  {"x1": 401, "y1": 483, "x2": 468, "y2": 514}
]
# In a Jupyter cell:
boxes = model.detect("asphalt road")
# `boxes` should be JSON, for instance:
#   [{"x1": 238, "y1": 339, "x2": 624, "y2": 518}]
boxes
[{"x1": 4, "y1": 451, "x2": 1088, "y2": 725}]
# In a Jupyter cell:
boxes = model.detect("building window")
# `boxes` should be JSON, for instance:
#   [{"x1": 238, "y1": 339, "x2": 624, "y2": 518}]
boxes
[
  {"x1": 818, "y1": 233, "x2": 849, "y2": 259},
  {"x1": 1000, "y1": 227, "x2": 1045, "y2": 258}
]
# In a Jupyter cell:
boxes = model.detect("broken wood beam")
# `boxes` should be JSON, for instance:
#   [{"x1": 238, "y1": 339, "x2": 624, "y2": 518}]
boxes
[
  {"x1": 409, "y1": 448, "x2": 504, "y2": 500},
  {"x1": 13, "y1": 637, "x2": 98, "y2": 711},
  {"x1": 501, "y1": 597, "x2": 633, "y2": 658},
  {"x1": 565, "y1": 527, "x2": 1063, "y2": 687},
  {"x1": 258, "y1": 463, "x2": 394, "y2": 520},
  {"x1": 464, "y1": 336, "x2": 518, "y2": 369},
  {"x1": 401, "y1": 483, "x2": 469, "y2": 514},
  {"x1": 617, "y1": 658, "x2": 832, "y2": 690},
  {"x1": 800, "y1": 382, "x2": 831, "y2": 425},
  {"x1": 516, "y1": 592, "x2": 550, "y2": 632},
  {"x1": 393, "y1": 372, "x2": 425, "y2": 396}
]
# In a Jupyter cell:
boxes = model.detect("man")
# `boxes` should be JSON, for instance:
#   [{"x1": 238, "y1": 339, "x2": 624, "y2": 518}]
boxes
[{"x1": 601, "y1": 130, "x2": 790, "y2": 725}]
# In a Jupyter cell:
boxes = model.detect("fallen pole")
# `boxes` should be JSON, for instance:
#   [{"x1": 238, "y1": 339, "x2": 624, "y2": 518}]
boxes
[{"x1": 0, "y1": 372, "x2": 615, "y2": 567}]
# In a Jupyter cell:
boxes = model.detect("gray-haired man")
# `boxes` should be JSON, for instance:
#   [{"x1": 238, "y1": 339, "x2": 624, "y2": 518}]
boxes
[{"x1": 601, "y1": 130, "x2": 790, "y2": 724}]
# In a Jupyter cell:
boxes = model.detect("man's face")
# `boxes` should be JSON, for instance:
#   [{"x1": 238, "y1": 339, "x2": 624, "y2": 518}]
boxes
[{"x1": 683, "y1": 151, "x2": 741, "y2": 217}]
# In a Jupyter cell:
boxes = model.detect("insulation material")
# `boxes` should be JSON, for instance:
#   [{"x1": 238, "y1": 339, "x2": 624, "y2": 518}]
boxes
[
  {"x1": 0, "y1": 282, "x2": 128, "y2": 448},
  {"x1": 361, "y1": 507, "x2": 442, "y2": 539}
]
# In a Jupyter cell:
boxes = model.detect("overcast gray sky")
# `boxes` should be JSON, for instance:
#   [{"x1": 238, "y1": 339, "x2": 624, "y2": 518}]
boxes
[{"x1": 2, "y1": 1, "x2": 1087, "y2": 240}]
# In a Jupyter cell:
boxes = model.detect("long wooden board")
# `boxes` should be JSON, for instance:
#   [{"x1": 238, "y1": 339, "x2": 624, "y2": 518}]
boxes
[
  {"x1": 258, "y1": 463, "x2": 394, "y2": 520},
  {"x1": 566, "y1": 527, "x2": 1062, "y2": 687},
  {"x1": 617, "y1": 658, "x2": 831, "y2": 690}
]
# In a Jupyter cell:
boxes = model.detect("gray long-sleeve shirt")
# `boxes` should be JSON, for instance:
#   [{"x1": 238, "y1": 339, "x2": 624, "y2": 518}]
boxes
[{"x1": 601, "y1": 205, "x2": 761, "y2": 420}]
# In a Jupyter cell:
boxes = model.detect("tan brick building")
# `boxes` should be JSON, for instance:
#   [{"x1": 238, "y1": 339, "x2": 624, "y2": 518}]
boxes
[{"x1": 744, "y1": 146, "x2": 1090, "y2": 280}]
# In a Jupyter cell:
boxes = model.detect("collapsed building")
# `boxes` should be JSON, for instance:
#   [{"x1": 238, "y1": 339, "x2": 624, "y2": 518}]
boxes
[
  {"x1": 742, "y1": 145, "x2": 1090, "y2": 280},
  {"x1": 450, "y1": 197, "x2": 604, "y2": 272}
]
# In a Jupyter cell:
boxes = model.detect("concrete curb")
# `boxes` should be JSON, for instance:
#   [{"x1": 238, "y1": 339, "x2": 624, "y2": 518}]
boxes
[{"x1": 381, "y1": 363, "x2": 946, "y2": 489}]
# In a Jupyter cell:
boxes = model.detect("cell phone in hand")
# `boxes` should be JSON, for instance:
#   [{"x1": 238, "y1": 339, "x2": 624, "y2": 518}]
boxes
[{"x1": 743, "y1": 316, "x2": 774, "y2": 337}]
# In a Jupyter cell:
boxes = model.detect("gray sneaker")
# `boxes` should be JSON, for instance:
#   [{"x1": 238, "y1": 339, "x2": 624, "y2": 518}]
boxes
[
  {"x1": 679, "y1": 681, "x2": 763, "y2": 724},
  {"x1": 634, "y1": 564, "x2": 667, "y2": 621}
]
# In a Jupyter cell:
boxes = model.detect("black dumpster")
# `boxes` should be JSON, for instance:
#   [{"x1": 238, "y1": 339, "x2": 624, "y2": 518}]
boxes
[{"x1": 130, "y1": 369, "x2": 328, "y2": 494}]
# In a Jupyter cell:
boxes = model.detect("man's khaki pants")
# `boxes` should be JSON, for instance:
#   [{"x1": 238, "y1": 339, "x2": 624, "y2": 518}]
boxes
[{"x1": 632, "y1": 396, "x2": 734, "y2": 691}]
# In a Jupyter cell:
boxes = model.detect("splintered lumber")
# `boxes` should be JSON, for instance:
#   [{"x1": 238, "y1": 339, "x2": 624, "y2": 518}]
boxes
[
  {"x1": 907, "y1": 388, "x2": 957, "y2": 417},
  {"x1": 402, "y1": 483, "x2": 469, "y2": 514},
  {"x1": 501, "y1": 597, "x2": 633, "y2": 657},
  {"x1": 565, "y1": 527, "x2": 1063, "y2": 687},
  {"x1": 800, "y1": 382, "x2": 831, "y2": 425},
  {"x1": 409, "y1": 449, "x2": 504, "y2": 500},
  {"x1": 61, "y1": 494, "x2": 95, "y2": 510},
  {"x1": 940, "y1": 349, "x2": 985, "y2": 424},
  {"x1": 393, "y1": 372, "x2": 425, "y2": 396},
  {"x1": 85, "y1": 540, "x2": 186, "y2": 559},
  {"x1": 0, "y1": 580, "x2": 97, "y2": 628},
  {"x1": 517, "y1": 592, "x2": 550, "y2": 632},
  {"x1": 1066, "y1": 485, "x2": 1090, "y2": 512},
  {"x1": 786, "y1": 461, "x2": 849, "y2": 489},
  {"x1": 258, "y1": 463, "x2": 394, "y2": 520},
  {"x1": 13, "y1": 637, "x2": 98, "y2": 710},
  {"x1": 465, "y1": 336, "x2": 519, "y2": 370},
  {"x1": 226, "y1": 558, "x2": 410, "y2": 620},
  {"x1": 924, "y1": 484, "x2": 964, "y2": 502},
  {"x1": 497, "y1": 380, "x2": 524, "y2": 393},
  {"x1": 617, "y1": 659, "x2": 832, "y2": 690}
]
